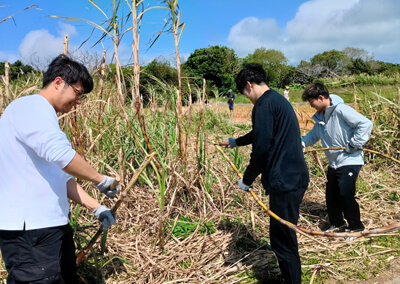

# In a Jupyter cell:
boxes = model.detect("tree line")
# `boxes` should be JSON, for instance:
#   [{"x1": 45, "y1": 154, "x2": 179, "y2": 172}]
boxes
[
  {"x1": 140, "y1": 45, "x2": 400, "y2": 97},
  {"x1": 2, "y1": 45, "x2": 400, "y2": 100}
]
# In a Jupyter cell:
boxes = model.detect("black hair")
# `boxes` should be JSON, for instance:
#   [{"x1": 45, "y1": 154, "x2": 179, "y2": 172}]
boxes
[
  {"x1": 42, "y1": 54, "x2": 93, "y2": 94},
  {"x1": 301, "y1": 81, "x2": 330, "y2": 101},
  {"x1": 235, "y1": 63, "x2": 269, "y2": 94}
]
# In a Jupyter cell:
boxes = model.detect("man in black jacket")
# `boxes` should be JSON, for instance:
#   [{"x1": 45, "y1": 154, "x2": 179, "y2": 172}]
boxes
[{"x1": 227, "y1": 63, "x2": 309, "y2": 283}]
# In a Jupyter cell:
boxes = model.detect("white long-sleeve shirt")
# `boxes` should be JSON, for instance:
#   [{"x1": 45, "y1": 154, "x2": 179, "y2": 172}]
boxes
[{"x1": 0, "y1": 95, "x2": 76, "y2": 230}]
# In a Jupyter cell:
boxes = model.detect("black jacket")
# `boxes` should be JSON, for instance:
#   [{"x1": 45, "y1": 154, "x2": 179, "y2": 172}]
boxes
[{"x1": 236, "y1": 89, "x2": 309, "y2": 191}]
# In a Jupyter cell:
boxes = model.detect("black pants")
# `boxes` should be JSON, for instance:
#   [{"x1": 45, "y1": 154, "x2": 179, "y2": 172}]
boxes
[
  {"x1": 0, "y1": 224, "x2": 78, "y2": 284},
  {"x1": 326, "y1": 165, "x2": 364, "y2": 230},
  {"x1": 269, "y1": 186, "x2": 306, "y2": 284}
]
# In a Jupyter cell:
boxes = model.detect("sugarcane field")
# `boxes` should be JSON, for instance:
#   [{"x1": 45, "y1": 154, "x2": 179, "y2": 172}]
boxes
[{"x1": 1, "y1": 1, "x2": 400, "y2": 284}]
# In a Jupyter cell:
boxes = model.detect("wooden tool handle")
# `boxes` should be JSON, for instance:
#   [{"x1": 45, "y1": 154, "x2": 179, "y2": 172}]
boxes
[{"x1": 110, "y1": 176, "x2": 120, "y2": 190}]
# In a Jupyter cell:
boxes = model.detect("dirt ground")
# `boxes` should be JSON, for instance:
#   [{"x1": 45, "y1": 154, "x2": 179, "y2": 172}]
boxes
[{"x1": 206, "y1": 102, "x2": 315, "y2": 132}]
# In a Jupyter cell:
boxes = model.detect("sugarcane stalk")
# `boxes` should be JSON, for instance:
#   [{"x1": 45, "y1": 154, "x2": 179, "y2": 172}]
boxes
[
  {"x1": 97, "y1": 48, "x2": 106, "y2": 134},
  {"x1": 303, "y1": 147, "x2": 400, "y2": 164},
  {"x1": 76, "y1": 152, "x2": 156, "y2": 264}
]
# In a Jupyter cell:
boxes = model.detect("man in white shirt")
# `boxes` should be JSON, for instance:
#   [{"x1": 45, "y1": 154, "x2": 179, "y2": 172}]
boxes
[
  {"x1": 0, "y1": 54, "x2": 120, "y2": 283},
  {"x1": 284, "y1": 86, "x2": 290, "y2": 101}
]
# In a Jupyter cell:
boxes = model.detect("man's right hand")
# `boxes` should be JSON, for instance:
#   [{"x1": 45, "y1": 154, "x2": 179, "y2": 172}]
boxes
[
  {"x1": 95, "y1": 175, "x2": 121, "y2": 199},
  {"x1": 226, "y1": 138, "x2": 237, "y2": 148},
  {"x1": 238, "y1": 178, "x2": 251, "y2": 191},
  {"x1": 345, "y1": 143, "x2": 358, "y2": 154}
]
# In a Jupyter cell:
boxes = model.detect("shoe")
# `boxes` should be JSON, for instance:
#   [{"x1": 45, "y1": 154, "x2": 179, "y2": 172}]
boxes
[
  {"x1": 324, "y1": 224, "x2": 348, "y2": 232},
  {"x1": 346, "y1": 228, "x2": 368, "y2": 242}
]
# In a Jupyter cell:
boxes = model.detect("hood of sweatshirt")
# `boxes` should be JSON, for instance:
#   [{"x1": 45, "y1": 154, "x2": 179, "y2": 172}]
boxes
[{"x1": 313, "y1": 94, "x2": 344, "y2": 124}]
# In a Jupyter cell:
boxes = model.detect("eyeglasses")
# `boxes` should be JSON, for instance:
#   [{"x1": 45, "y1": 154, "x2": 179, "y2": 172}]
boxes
[{"x1": 65, "y1": 81, "x2": 86, "y2": 100}]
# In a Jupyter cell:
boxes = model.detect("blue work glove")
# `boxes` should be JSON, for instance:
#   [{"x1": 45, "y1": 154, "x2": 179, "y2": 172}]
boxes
[
  {"x1": 238, "y1": 178, "x2": 251, "y2": 192},
  {"x1": 95, "y1": 175, "x2": 120, "y2": 199},
  {"x1": 93, "y1": 205, "x2": 116, "y2": 230},
  {"x1": 345, "y1": 143, "x2": 358, "y2": 154},
  {"x1": 226, "y1": 138, "x2": 237, "y2": 148}
]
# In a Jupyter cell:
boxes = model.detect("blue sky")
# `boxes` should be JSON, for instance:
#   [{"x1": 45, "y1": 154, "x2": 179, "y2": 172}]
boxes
[{"x1": 1, "y1": 0, "x2": 400, "y2": 68}]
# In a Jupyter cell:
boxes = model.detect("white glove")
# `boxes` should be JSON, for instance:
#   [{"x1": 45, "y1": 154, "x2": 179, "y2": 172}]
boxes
[
  {"x1": 301, "y1": 141, "x2": 305, "y2": 148},
  {"x1": 226, "y1": 138, "x2": 237, "y2": 148},
  {"x1": 95, "y1": 175, "x2": 120, "y2": 199},
  {"x1": 238, "y1": 178, "x2": 250, "y2": 192},
  {"x1": 93, "y1": 205, "x2": 116, "y2": 230}
]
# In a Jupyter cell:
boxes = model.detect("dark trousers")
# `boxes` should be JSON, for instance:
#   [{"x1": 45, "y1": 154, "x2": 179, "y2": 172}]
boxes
[
  {"x1": 326, "y1": 165, "x2": 364, "y2": 230},
  {"x1": 0, "y1": 224, "x2": 78, "y2": 284},
  {"x1": 269, "y1": 186, "x2": 306, "y2": 284}
]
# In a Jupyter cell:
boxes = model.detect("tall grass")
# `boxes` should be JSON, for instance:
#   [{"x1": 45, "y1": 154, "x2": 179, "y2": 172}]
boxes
[{"x1": 2, "y1": 66, "x2": 400, "y2": 283}]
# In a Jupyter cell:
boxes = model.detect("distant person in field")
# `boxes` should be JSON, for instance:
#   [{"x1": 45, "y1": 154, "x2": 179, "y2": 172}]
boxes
[
  {"x1": 226, "y1": 63, "x2": 309, "y2": 283},
  {"x1": 284, "y1": 86, "x2": 290, "y2": 101},
  {"x1": 301, "y1": 81, "x2": 372, "y2": 236},
  {"x1": 0, "y1": 54, "x2": 119, "y2": 283},
  {"x1": 227, "y1": 88, "x2": 235, "y2": 117}
]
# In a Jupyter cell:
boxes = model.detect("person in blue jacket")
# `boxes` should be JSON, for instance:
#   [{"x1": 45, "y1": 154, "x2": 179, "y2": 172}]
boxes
[
  {"x1": 227, "y1": 63, "x2": 309, "y2": 284},
  {"x1": 301, "y1": 82, "x2": 373, "y2": 234},
  {"x1": 227, "y1": 89, "x2": 235, "y2": 117}
]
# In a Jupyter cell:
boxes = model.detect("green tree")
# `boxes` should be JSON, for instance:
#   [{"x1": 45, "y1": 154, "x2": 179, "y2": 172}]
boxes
[
  {"x1": 0, "y1": 60, "x2": 36, "y2": 81},
  {"x1": 372, "y1": 61, "x2": 400, "y2": 76},
  {"x1": 142, "y1": 59, "x2": 178, "y2": 86},
  {"x1": 347, "y1": 58, "x2": 372, "y2": 75},
  {"x1": 243, "y1": 48, "x2": 288, "y2": 87},
  {"x1": 310, "y1": 49, "x2": 351, "y2": 76},
  {"x1": 278, "y1": 65, "x2": 296, "y2": 88},
  {"x1": 183, "y1": 45, "x2": 240, "y2": 95}
]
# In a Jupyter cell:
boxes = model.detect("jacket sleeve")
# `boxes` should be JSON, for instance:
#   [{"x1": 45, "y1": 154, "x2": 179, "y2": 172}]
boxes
[
  {"x1": 242, "y1": 105, "x2": 273, "y2": 185},
  {"x1": 301, "y1": 124, "x2": 320, "y2": 147},
  {"x1": 235, "y1": 131, "x2": 253, "y2": 146},
  {"x1": 338, "y1": 105, "x2": 373, "y2": 148}
]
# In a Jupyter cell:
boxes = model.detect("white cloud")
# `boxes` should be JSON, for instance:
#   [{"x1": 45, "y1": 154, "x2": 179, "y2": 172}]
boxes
[
  {"x1": 227, "y1": 17, "x2": 282, "y2": 57},
  {"x1": 17, "y1": 26, "x2": 82, "y2": 69},
  {"x1": 18, "y1": 29, "x2": 64, "y2": 66},
  {"x1": 227, "y1": 0, "x2": 400, "y2": 64},
  {"x1": 57, "y1": 22, "x2": 78, "y2": 37}
]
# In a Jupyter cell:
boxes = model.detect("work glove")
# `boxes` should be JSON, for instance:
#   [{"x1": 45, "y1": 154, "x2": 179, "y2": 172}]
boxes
[
  {"x1": 238, "y1": 178, "x2": 251, "y2": 192},
  {"x1": 301, "y1": 141, "x2": 305, "y2": 148},
  {"x1": 95, "y1": 175, "x2": 120, "y2": 199},
  {"x1": 345, "y1": 143, "x2": 358, "y2": 154},
  {"x1": 93, "y1": 205, "x2": 116, "y2": 230},
  {"x1": 226, "y1": 138, "x2": 237, "y2": 148}
]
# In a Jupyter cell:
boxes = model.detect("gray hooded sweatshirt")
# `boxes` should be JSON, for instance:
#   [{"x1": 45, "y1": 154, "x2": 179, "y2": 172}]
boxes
[{"x1": 301, "y1": 94, "x2": 373, "y2": 169}]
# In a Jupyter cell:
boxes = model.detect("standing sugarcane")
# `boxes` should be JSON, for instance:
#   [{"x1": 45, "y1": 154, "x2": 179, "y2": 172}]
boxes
[
  {"x1": 163, "y1": 0, "x2": 186, "y2": 160},
  {"x1": 128, "y1": 0, "x2": 164, "y2": 157}
]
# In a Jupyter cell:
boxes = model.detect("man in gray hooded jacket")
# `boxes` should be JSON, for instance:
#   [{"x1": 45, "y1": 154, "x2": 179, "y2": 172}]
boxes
[{"x1": 301, "y1": 82, "x2": 373, "y2": 233}]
